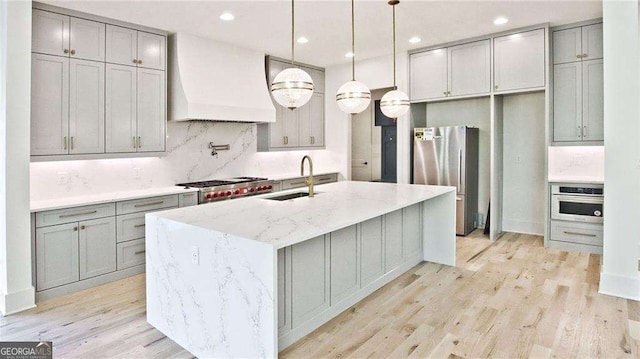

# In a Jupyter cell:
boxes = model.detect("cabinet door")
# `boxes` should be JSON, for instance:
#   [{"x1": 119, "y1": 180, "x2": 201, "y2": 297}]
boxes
[
  {"x1": 69, "y1": 59, "x2": 105, "y2": 154},
  {"x1": 410, "y1": 49, "x2": 448, "y2": 100},
  {"x1": 448, "y1": 40, "x2": 491, "y2": 96},
  {"x1": 69, "y1": 17, "x2": 105, "y2": 62},
  {"x1": 137, "y1": 68, "x2": 166, "y2": 152},
  {"x1": 106, "y1": 25, "x2": 138, "y2": 66},
  {"x1": 582, "y1": 24, "x2": 603, "y2": 61},
  {"x1": 31, "y1": 53, "x2": 69, "y2": 155},
  {"x1": 138, "y1": 32, "x2": 166, "y2": 70},
  {"x1": 79, "y1": 217, "x2": 116, "y2": 280},
  {"x1": 553, "y1": 27, "x2": 582, "y2": 64},
  {"x1": 291, "y1": 235, "x2": 329, "y2": 328},
  {"x1": 403, "y1": 204, "x2": 422, "y2": 259},
  {"x1": 307, "y1": 68, "x2": 324, "y2": 94},
  {"x1": 582, "y1": 59, "x2": 604, "y2": 142},
  {"x1": 298, "y1": 93, "x2": 324, "y2": 147},
  {"x1": 493, "y1": 29, "x2": 545, "y2": 92},
  {"x1": 553, "y1": 62, "x2": 582, "y2": 142},
  {"x1": 269, "y1": 106, "x2": 293, "y2": 148},
  {"x1": 36, "y1": 223, "x2": 79, "y2": 291},
  {"x1": 360, "y1": 216, "x2": 384, "y2": 287},
  {"x1": 32, "y1": 9, "x2": 69, "y2": 57},
  {"x1": 330, "y1": 225, "x2": 359, "y2": 305},
  {"x1": 106, "y1": 64, "x2": 137, "y2": 152},
  {"x1": 385, "y1": 209, "x2": 403, "y2": 272}
]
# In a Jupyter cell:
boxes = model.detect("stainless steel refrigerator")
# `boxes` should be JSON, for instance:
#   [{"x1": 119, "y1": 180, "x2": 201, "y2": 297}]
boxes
[{"x1": 413, "y1": 126, "x2": 479, "y2": 236}]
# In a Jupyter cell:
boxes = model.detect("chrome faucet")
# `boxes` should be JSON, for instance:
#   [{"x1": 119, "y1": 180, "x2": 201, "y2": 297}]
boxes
[{"x1": 301, "y1": 155, "x2": 314, "y2": 197}]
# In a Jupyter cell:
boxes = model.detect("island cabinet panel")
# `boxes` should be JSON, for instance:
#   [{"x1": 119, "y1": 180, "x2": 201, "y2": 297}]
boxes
[
  {"x1": 403, "y1": 204, "x2": 422, "y2": 259},
  {"x1": 277, "y1": 248, "x2": 293, "y2": 335},
  {"x1": 290, "y1": 235, "x2": 330, "y2": 328},
  {"x1": 360, "y1": 216, "x2": 384, "y2": 287},
  {"x1": 329, "y1": 225, "x2": 359, "y2": 305},
  {"x1": 36, "y1": 223, "x2": 80, "y2": 291},
  {"x1": 78, "y1": 217, "x2": 117, "y2": 280},
  {"x1": 384, "y1": 210, "x2": 404, "y2": 272}
]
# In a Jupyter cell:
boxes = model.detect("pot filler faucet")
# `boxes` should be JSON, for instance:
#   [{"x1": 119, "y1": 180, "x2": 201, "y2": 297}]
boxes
[{"x1": 301, "y1": 155, "x2": 315, "y2": 197}]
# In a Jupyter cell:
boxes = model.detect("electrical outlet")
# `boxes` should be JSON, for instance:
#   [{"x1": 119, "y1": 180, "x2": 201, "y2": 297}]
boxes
[
  {"x1": 133, "y1": 167, "x2": 141, "y2": 179},
  {"x1": 57, "y1": 172, "x2": 68, "y2": 185},
  {"x1": 516, "y1": 155, "x2": 522, "y2": 164},
  {"x1": 191, "y1": 246, "x2": 199, "y2": 265}
]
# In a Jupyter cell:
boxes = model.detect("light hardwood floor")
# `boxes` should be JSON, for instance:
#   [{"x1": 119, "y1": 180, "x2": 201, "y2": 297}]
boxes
[{"x1": 2, "y1": 231, "x2": 638, "y2": 358}]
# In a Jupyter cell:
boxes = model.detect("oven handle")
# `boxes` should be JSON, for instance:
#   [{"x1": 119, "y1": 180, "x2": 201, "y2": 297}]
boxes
[{"x1": 555, "y1": 195, "x2": 603, "y2": 204}]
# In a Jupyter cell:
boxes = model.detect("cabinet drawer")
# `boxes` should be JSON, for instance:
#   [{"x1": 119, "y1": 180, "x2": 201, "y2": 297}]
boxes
[
  {"x1": 117, "y1": 238, "x2": 146, "y2": 270},
  {"x1": 315, "y1": 173, "x2": 338, "y2": 185},
  {"x1": 36, "y1": 203, "x2": 115, "y2": 228},
  {"x1": 116, "y1": 195, "x2": 178, "y2": 215},
  {"x1": 550, "y1": 220, "x2": 603, "y2": 246},
  {"x1": 116, "y1": 212, "x2": 146, "y2": 243},
  {"x1": 281, "y1": 178, "x2": 308, "y2": 190},
  {"x1": 179, "y1": 192, "x2": 198, "y2": 207}
]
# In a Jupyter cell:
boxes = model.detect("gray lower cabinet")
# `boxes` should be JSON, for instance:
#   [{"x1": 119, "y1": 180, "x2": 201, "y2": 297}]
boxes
[
  {"x1": 79, "y1": 217, "x2": 116, "y2": 280},
  {"x1": 403, "y1": 204, "x2": 422, "y2": 259},
  {"x1": 277, "y1": 247, "x2": 292, "y2": 335},
  {"x1": 36, "y1": 223, "x2": 80, "y2": 290},
  {"x1": 330, "y1": 225, "x2": 359, "y2": 304},
  {"x1": 116, "y1": 238, "x2": 146, "y2": 270},
  {"x1": 290, "y1": 235, "x2": 330, "y2": 328},
  {"x1": 384, "y1": 210, "x2": 404, "y2": 272},
  {"x1": 360, "y1": 216, "x2": 384, "y2": 287}
]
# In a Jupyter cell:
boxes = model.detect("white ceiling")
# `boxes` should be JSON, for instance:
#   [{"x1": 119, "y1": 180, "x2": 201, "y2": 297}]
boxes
[{"x1": 44, "y1": 0, "x2": 603, "y2": 67}]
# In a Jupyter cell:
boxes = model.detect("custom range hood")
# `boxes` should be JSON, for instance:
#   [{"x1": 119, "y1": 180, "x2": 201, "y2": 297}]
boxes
[{"x1": 169, "y1": 33, "x2": 275, "y2": 123}]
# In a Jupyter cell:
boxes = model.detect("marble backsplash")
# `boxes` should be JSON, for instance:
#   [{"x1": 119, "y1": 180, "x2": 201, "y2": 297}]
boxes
[
  {"x1": 30, "y1": 121, "x2": 344, "y2": 201},
  {"x1": 548, "y1": 145, "x2": 604, "y2": 179}
]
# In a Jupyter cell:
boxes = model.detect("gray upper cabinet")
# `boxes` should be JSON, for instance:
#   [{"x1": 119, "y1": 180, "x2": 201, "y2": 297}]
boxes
[
  {"x1": 259, "y1": 57, "x2": 325, "y2": 151},
  {"x1": 78, "y1": 217, "x2": 117, "y2": 280},
  {"x1": 410, "y1": 40, "x2": 490, "y2": 101},
  {"x1": 69, "y1": 59, "x2": 105, "y2": 154},
  {"x1": 69, "y1": 17, "x2": 105, "y2": 62},
  {"x1": 31, "y1": 53, "x2": 69, "y2": 156},
  {"x1": 32, "y1": 9, "x2": 69, "y2": 57},
  {"x1": 31, "y1": 7, "x2": 167, "y2": 159},
  {"x1": 552, "y1": 22, "x2": 603, "y2": 143},
  {"x1": 493, "y1": 29, "x2": 546, "y2": 92},
  {"x1": 36, "y1": 223, "x2": 79, "y2": 291}
]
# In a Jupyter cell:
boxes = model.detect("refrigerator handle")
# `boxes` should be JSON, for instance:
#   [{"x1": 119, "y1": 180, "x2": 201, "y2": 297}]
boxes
[{"x1": 457, "y1": 149, "x2": 462, "y2": 191}]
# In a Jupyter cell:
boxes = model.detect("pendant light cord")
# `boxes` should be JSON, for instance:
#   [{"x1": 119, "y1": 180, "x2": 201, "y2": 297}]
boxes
[
  {"x1": 392, "y1": 2, "x2": 397, "y2": 89},
  {"x1": 351, "y1": 0, "x2": 355, "y2": 81},
  {"x1": 291, "y1": 0, "x2": 295, "y2": 66}
]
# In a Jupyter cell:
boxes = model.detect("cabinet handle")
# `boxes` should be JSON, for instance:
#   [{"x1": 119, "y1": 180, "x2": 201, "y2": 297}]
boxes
[
  {"x1": 494, "y1": 85, "x2": 498, "y2": 90},
  {"x1": 564, "y1": 231, "x2": 597, "y2": 237},
  {"x1": 70, "y1": 136, "x2": 74, "y2": 150},
  {"x1": 134, "y1": 250, "x2": 146, "y2": 255},
  {"x1": 133, "y1": 59, "x2": 138, "y2": 64},
  {"x1": 443, "y1": 91, "x2": 447, "y2": 96},
  {"x1": 134, "y1": 223, "x2": 146, "y2": 228},
  {"x1": 283, "y1": 136, "x2": 286, "y2": 145},
  {"x1": 290, "y1": 180, "x2": 306, "y2": 186},
  {"x1": 583, "y1": 125, "x2": 588, "y2": 138},
  {"x1": 80, "y1": 225, "x2": 85, "y2": 230},
  {"x1": 138, "y1": 60, "x2": 143, "y2": 65},
  {"x1": 73, "y1": 226, "x2": 78, "y2": 231},
  {"x1": 70, "y1": 49, "x2": 76, "y2": 55},
  {"x1": 577, "y1": 126, "x2": 582, "y2": 138},
  {"x1": 576, "y1": 54, "x2": 582, "y2": 59},
  {"x1": 63, "y1": 49, "x2": 69, "y2": 54},
  {"x1": 138, "y1": 136, "x2": 141, "y2": 148},
  {"x1": 64, "y1": 136, "x2": 68, "y2": 150},
  {"x1": 60, "y1": 210, "x2": 98, "y2": 218},
  {"x1": 134, "y1": 200, "x2": 164, "y2": 208},
  {"x1": 133, "y1": 136, "x2": 137, "y2": 148},
  {"x1": 582, "y1": 53, "x2": 588, "y2": 58}
]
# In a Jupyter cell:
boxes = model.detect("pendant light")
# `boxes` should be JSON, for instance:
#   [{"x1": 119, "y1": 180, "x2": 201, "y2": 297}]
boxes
[
  {"x1": 271, "y1": 0, "x2": 314, "y2": 110},
  {"x1": 336, "y1": 0, "x2": 371, "y2": 115},
  {"x1": 380, "y1": 0, "x2": 410, "y2": 119}
]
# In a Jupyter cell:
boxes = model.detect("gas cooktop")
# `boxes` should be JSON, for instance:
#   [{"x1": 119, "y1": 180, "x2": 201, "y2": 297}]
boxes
[
  {"x1": 177, "y1": 177, "x2": 268, "y2": 188},
  {"x1": 176, "y1": 177, "x2": 275, "y2": 203}
]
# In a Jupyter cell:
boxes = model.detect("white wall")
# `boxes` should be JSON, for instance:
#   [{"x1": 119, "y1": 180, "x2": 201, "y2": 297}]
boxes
[
  {"x1": 325, "y1": 53, "x2": 410, "y2": 183},
  {"x1": 424, "y1": 97, "x2": 491, "y2": 227},
  {"x1": 502, "y1": 93, "x2": 546, "y2": 235},
  {"x1": 0, "y1": 0, "x2": 35, "y2": 315},
  {"x1": 548, "y1": 146, "x2": 604, "y2": 180},
  {"x1": 600, "y1": 0, "x2": 640, "y2": 301}
]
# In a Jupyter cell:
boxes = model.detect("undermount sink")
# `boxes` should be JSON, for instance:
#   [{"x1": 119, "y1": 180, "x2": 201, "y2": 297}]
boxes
[{"x1": 264, "y1": 192, "x2": 316, "y2": 201}]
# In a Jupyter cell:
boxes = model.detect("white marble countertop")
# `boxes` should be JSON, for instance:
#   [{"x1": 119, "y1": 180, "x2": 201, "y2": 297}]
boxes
[
  {"x1": 548, "y1": 175, "x2": 604, "y2": 184},
  {"x1": 30, "y1": 186, "x2": 199, "y2": 212},
  {"x1": 150, "y1": 181, "x2": 455, "y2": 249}
]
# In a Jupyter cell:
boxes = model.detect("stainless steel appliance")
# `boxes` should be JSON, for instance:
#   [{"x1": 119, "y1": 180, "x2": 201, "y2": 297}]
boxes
[
  {"x1": 177, "y1": 177, "x2": 278, "y2": 204},
  {"x1": 551, "y1": 184, "x2": 603, "y2": 223},
  {"x1": 413, "y1": 126, "x2": 479, "y2": 236}
]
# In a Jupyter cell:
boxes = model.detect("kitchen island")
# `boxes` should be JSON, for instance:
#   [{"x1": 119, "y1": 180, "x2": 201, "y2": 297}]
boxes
[{"x1": 145, "y1": 181, "x2": 456, "y2": 358}]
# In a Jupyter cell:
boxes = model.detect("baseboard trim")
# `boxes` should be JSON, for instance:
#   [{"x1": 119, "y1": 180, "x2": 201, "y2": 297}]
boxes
[
  {"x1": 599, "y1": 271, "x2": 640, "y2": 301},
  {"x1": 1, "y1": 286, "x2": 36, "y2": 315},
  {"x1": 502, "y1": 219, "x2": 544, "y2": 236}
]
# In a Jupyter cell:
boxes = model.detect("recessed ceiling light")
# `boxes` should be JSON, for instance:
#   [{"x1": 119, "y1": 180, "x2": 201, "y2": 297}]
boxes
[
  {"x1": 494, "y1": 16, "x2": 508, "y2": 25},
  {"x1": 219, "y1": 12, "x2": 235, "y2": 21},
  {"x1": 297, "y1": 37, "x2": 309, "y2": 44},
  {"x1": 409, "y1": 37, "x2": 421, "y2": 44},
  {"x1": 345, "y1": 52, "x2": 354, "y2": 58}
]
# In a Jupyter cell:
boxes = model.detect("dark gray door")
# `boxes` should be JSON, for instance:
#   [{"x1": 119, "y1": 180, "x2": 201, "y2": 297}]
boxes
[{"x1": 381, "y1": 125, "x2": 397, "y2": 183}]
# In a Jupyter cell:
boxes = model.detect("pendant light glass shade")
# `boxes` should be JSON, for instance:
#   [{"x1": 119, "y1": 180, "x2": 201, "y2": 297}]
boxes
[
  {"x1": 270, "y1": 0, "x2": 314, "y2": 110},
  {"x1": 336, "y1": 80, "x2": 371, "y2": 114},
  {"x1": 271, "y1": 68, "x2": 314, "y2": 110},
  {"x1": 380, "y1": 0, "x2": 410, "y2": 119},
  {"x1": 380, "y1": 89, "x2": 410, "y2": 118}
]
